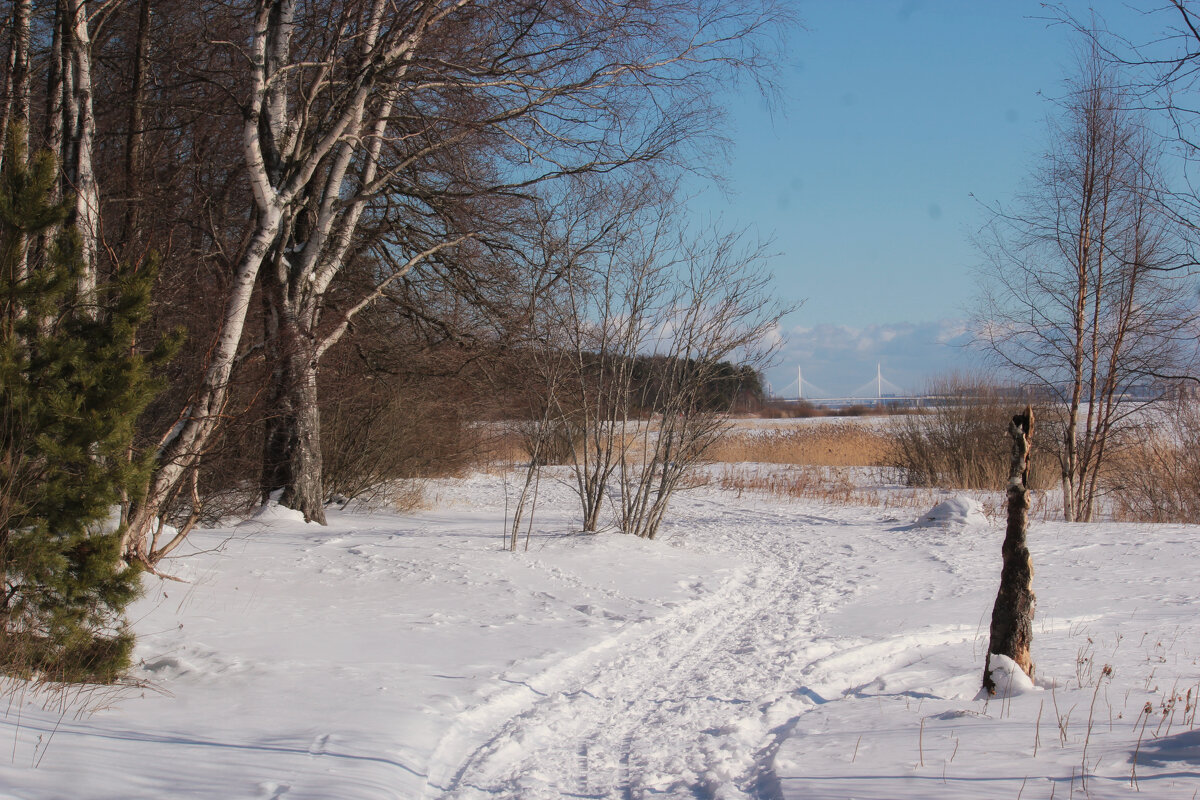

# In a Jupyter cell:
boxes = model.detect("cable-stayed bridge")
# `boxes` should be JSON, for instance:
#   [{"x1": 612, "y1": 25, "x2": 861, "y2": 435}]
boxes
[
  {"x1": 768, "y1": 364, "x2": 909, "y2": 405},
  {"x1": 767, "y1": 368, "x2": 1183, "y2": 409}
]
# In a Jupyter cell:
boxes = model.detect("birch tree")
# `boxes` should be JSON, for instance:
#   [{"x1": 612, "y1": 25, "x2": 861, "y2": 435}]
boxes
[
  {"x1": 0, "y1": 0, "x2": 103, "y2": 294},
  {"x1": 0, "y1": 0, "x2": 30, "y2": 171},
  {"x1": 974, "y1": 48, "x2": 1197, "y2": 522},
  {"x1": 122, "y1": 0, "x2": 301, "y2": 558},
  {"x1": 238, "y1": 0, "x2": 787, "y2": 523}
]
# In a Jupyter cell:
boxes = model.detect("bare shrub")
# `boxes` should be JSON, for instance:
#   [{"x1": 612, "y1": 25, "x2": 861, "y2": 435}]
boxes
[
  {"x1": 886, "y1": 375, "x2": 1054, "y2": 491},
  {"x1": 517, "y1": 178, "x2": 788, "y2": 538},
  {"x1": 321, "y1": 379, "x2": 475, "y2": 509},
  {"x1": 514, "y1": 417, "x2": 584, "y2": 467},
  {"x1": 842, "y1": 403, "x2": 879, "y2": 417}
]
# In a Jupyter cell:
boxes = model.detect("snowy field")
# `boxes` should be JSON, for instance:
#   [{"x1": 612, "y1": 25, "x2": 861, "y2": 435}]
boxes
[{"x1": 2, "y1": 469, "x2": 1200, "y2": 799}]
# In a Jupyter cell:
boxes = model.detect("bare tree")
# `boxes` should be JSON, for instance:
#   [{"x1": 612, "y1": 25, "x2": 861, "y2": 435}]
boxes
[
  {"x1": 974, "y1": 46, "x2": 1197, "y2": 522},
  {"x1": 511, "y1": 172, "x2": 784, "y2": 540},
  {"x1": 615, "y1": 223, "x2": 782, "y2": 539},
  {"x1": 240, "y1": 0, "x2": 789, "y2": 523},
  {"x1": 552, "y1": 180, "x2": 672, "y2": 533}
]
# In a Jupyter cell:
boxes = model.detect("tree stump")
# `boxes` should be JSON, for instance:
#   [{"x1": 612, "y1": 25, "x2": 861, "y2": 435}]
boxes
[{"x1": 983, "y1": 405, "x2": 1036, "y2": 695}]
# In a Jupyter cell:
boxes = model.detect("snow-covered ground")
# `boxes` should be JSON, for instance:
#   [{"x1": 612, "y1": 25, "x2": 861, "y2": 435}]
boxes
[{"x1": 2, "y1": 470, "x2": 1199, "y2": 799}]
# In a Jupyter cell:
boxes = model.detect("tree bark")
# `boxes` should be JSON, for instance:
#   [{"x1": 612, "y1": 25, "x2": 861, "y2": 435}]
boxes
[
  {"x1": 0, "y1": 0, "x2": 31, "y2": 286},
  {"x1": 119, "y1": 0, "x2": 151, "y2": 258},
  {"x1": 0, "y1": 0, "x2": 31, "y2": 167},
  {"x1": 983, "y1": 406, "x2": 1037, "y2": 695},
  {"x1": 259, "y1": 308, "x2": 327, "y2": 524},
  {"x1": 62, "y1": 0, "x2": 99, "y2": 296}
]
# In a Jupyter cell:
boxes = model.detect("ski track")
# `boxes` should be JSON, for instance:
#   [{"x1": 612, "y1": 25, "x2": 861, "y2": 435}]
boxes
[{"x1": 425, "y1": 501, "x2": 923, "y2": 799}]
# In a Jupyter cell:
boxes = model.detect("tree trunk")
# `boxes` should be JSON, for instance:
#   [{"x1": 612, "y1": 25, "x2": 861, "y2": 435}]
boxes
[
  {"x1": 119, "y1": 0, "x2": 151, "y2": 258},
  {"x1": 122, "y1": 209, "x2": 283, "y2": 561},
  {"x1": 260, "y1": 360, "x2": 326, "y2": 523},
  {"x1": 1060, "y1": 460, "x2": 1076, "y2": 523},
  {"x1": 983, "y1": 406, "x2": 1037, "y2": 695},
  {"x1": 0, "y1": 0, "x2": 31, "y2": 289},
  {"x1": 259, "y1": 277, "x2": 326, "y2": 524},
  {"x1": 0, "y1": 0, "x2": 31, "y2": 168},
  {"x1": 260, "y1": 356, "x2": 326, "y2": 523},
  {"x1": 62, "y1": 0, "x2": 98, "y2": 296}
]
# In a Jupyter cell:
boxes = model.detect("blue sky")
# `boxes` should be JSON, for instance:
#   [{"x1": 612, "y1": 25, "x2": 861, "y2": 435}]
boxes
[{"x1": 700, "y1": 0, "x2": 1165, "y2": 398}]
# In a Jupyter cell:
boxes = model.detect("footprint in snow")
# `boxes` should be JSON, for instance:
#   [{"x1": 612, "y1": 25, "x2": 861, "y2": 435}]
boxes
[
  {"x1": 573, "y1": 604, "x2": 625, "y2": 621},
  {"x1": 308, "y1": 733, "x2": 330, "y2": 756}
]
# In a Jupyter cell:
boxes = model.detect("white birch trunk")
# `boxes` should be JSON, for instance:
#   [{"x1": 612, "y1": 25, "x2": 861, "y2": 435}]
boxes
[
  {"x1": 0, "y1": 0, "x2": 31, "y2": 167},
  {"x1": 65, "y1": 0, "x2": 97, "y2": 297}
]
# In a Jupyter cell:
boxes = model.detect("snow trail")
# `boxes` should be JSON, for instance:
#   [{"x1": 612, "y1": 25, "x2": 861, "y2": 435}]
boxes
[{"x1": 429, "y1": 502, "x2": 867, "y2": 799}]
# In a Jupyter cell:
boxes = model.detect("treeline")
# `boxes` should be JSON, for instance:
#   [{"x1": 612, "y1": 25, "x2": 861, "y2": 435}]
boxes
[
  {"x1": 502, "y1": 352, "x2": 765, "y2": 419},
  {"x1": 625, "y1": 356, "x2": 764, "y2": 415}
]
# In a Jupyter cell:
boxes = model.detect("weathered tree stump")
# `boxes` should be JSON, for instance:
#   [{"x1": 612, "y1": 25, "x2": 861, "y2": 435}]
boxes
[{"x1": 983, "y1": 405, "x2": 1036, "y2": 695}]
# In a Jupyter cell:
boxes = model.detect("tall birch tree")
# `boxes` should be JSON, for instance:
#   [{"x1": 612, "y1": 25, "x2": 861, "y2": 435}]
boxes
[{"x1": 975, "y1": 48, "x2": 1196, "y2": 522}]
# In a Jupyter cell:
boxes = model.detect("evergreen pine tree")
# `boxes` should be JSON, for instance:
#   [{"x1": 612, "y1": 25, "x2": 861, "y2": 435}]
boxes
[{"x1": 1, "y1": 129, "x2": 163, "y2": 682}]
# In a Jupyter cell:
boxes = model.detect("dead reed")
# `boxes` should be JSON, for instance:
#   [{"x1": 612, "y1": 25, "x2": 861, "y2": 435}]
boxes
[
  {"x1": 1105, "y1": 399, "x2": 1200, "y2": 523},
  {"x1": 705, "y1": 423, "x2": 892, "y2": 467}
]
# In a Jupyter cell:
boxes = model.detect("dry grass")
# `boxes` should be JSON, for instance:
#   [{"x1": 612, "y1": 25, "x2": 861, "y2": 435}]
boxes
[
  {"x1": 475, "y1": 427, "x2": 527, "y2": 467},
  {"x1": 707, "y1": 464, "x2": 973, "y2": 513},
  {"x1": 1, "y1": 672, "x2": 152, "y2": 768},
  {"x1": 480, "y1": 415, "x2": 1078, "y2": 520},
  {"x1": 484, "y1": 418, "x2": 893, "y2": 470},
  {"x1": 481, "y1": 425, "x2": 653, "y2": 467},
  {"x1": 705, "y1": 424, "x2": 892, "y2": 467},
  {"x1": 1104, "y1": 399, "x2": 1200, "y2": 523},
  {"x1": 708, "y1": 462, "x2": 1057, "y2": 520},
  {"x1": 711, "y1": 464, "x2": 863, "y2": 504},
  {"x1": 479, "y1": 413, "x2": 1080, "y2": 519}
]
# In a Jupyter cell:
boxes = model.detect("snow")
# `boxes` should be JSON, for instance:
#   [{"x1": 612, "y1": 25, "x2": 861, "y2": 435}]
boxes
[
  {"x1": 3, "y1": 469, "x2": 1200, "y2": 798},
  {"x1": 913, "y1": 494, "x2": 990, "y2": 528},
  {"x1": 976, "y1": 653, "x2": 1038, "y2": 700}
]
